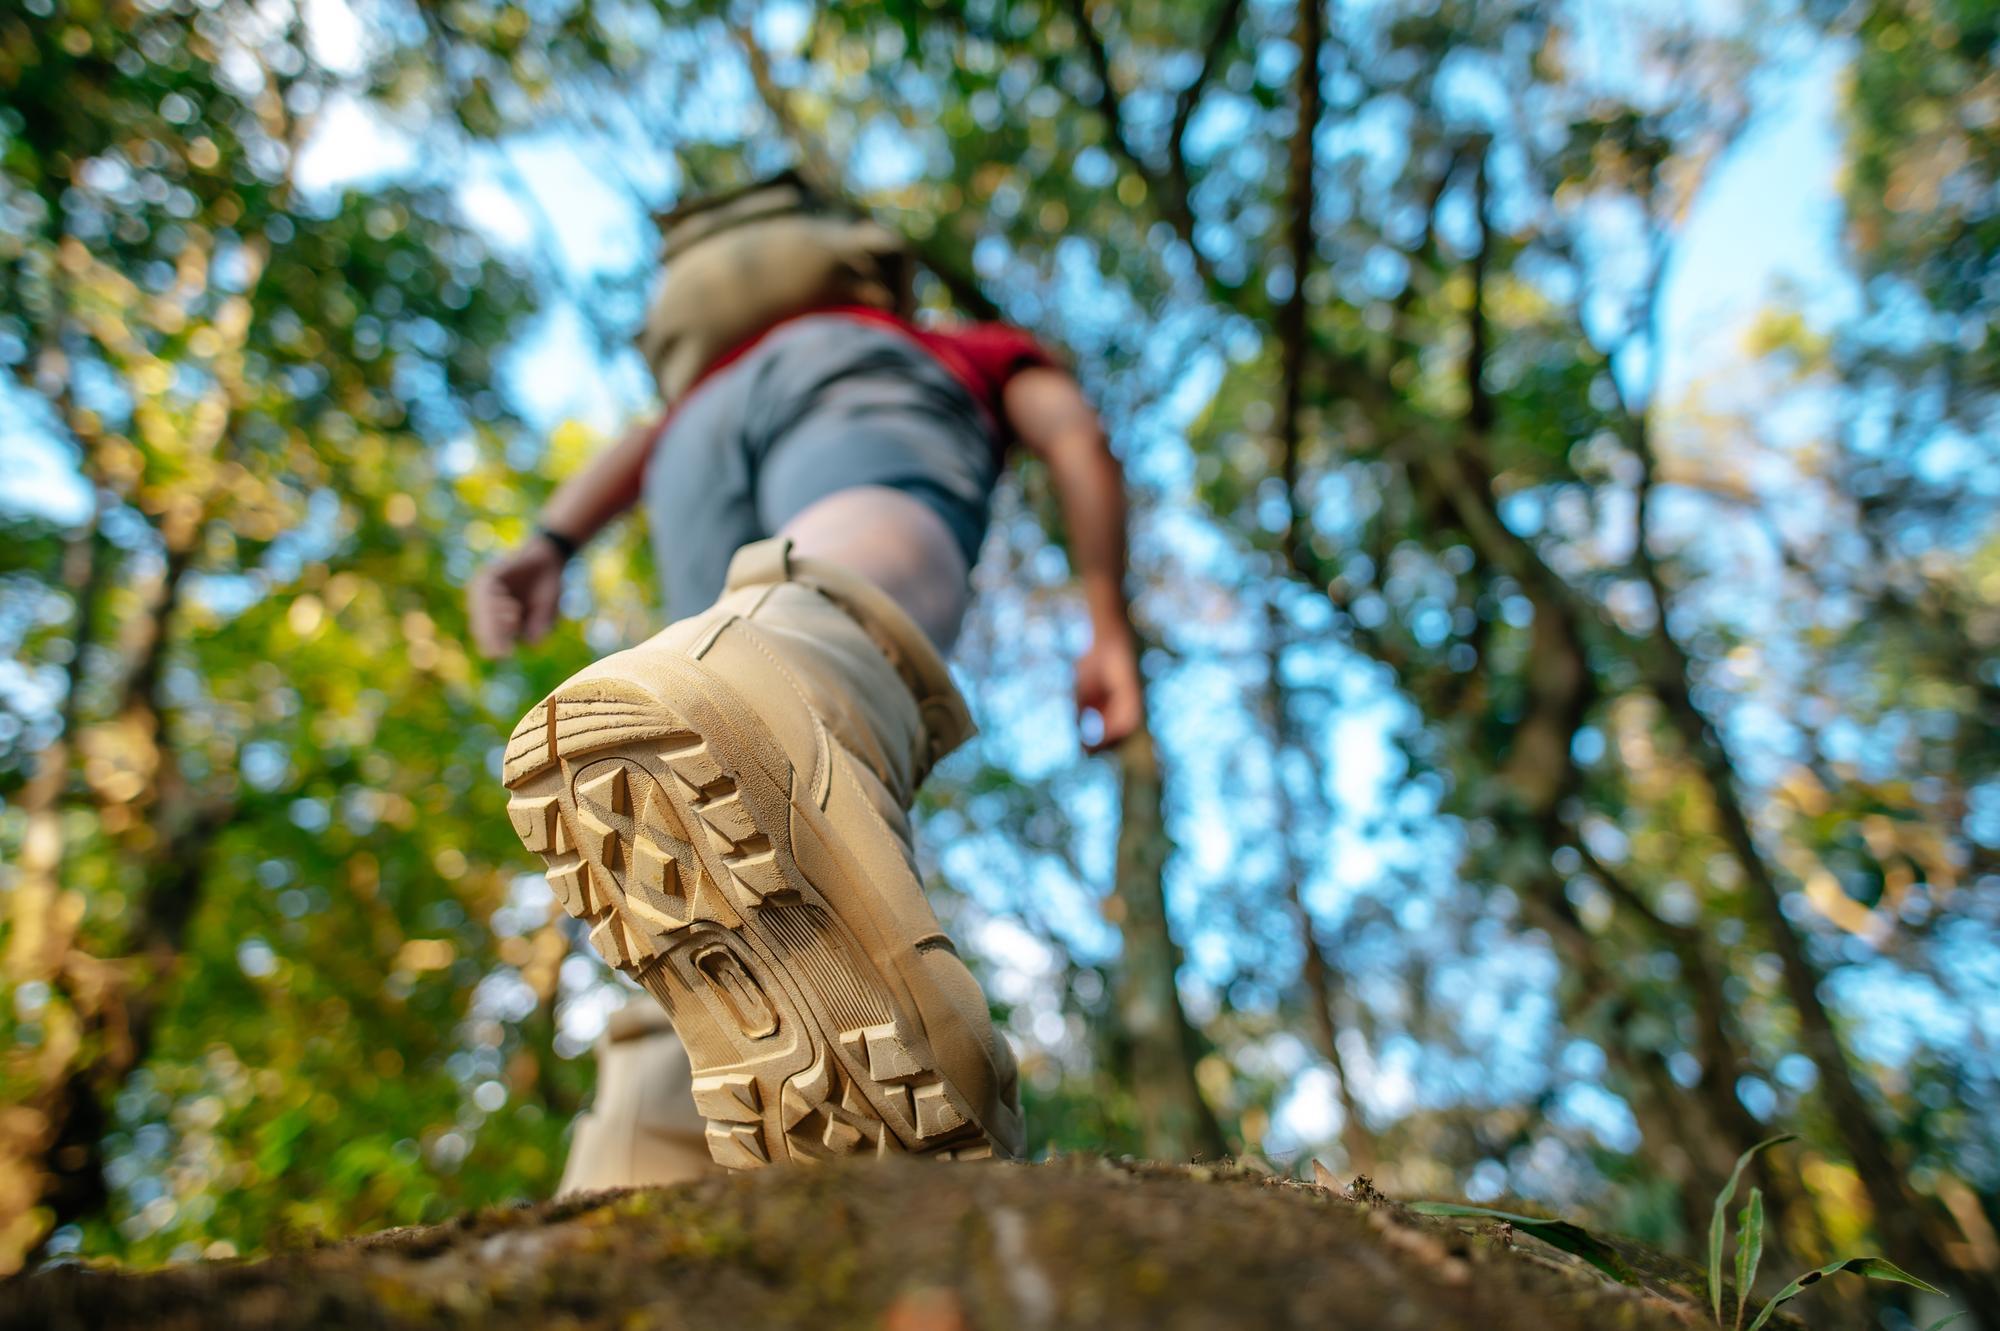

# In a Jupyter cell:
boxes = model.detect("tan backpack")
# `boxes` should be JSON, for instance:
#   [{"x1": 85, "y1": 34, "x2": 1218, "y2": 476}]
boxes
[{"x1": 636, "y1": 172, "x2": 915, "y2": 403}]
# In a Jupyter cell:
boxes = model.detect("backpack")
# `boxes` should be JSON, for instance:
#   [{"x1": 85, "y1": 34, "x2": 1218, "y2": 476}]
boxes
[{"x1": 636, "y1": 171, "x2": 916, "y2": 403}]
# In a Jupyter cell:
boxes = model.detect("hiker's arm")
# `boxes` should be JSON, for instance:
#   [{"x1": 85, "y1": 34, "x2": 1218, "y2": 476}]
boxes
[
  {"x1": 1002, "y1": 367, "x2": 1142, "y2": 753},
  {"x1": 536, "y1": 413, "x2": 667, "y2": 548},
  {"x1": 468, "y1": 414, "x2": 666, "y2": 658}
]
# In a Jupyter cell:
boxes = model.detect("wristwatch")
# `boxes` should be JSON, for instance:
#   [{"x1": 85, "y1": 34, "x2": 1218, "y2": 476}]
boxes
[{"x1": 535, "y1": 525, "x2": 581, "y2": 561}]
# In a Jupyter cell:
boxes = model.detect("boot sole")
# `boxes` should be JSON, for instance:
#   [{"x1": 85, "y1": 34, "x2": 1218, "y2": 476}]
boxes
[{"x1": 501, "y1": 665, "x2": 999, "y2": 1169}]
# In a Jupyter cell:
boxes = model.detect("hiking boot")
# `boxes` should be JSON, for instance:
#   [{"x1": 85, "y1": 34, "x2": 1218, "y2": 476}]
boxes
[
  {"x1": 503, "y1": 538, "x2": 1023, "y2": 1168},
  {"x1": 557, "y1": 1002, "x2": 722, "y2": 1195}
]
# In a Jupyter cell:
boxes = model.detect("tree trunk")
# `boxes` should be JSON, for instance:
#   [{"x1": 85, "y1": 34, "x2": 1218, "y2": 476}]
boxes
[
  {"x1": 2, "y1": 512, "x2": 108, "y2": 1270},
  {"x1": 33, "y1": 798, "x2": 226, "y2": 1258},
  {"x1": 1265, "y1": 604, "x2": 1376, "y2": 1173},
  {"x1": 1633, "y1": 536, "x2": 2000, "y2": 1316},
  {"x1": 1570, "y1": 843, "x2": 1833, "y2": 1273},
  {"x1": 23, "y1": 513, "x2": 230, "y2": 1264},
  {"x1": 1289, "y1": 890, "x2": 1375, "y2": 1175},
  {"x1": 1109, "y1": 725, "x2": 1228, "y2": 1162}
]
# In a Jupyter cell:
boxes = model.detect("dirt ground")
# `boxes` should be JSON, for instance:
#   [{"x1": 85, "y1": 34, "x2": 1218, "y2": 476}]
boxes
[{"x1": 6, "y1": 1156, "x2": 1734, "y2": 1330}]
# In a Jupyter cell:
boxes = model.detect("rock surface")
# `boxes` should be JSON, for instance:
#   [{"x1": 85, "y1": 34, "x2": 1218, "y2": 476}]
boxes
[{"x1": 11, "y1": 1156, "x2": 1727, "y2": 1330}]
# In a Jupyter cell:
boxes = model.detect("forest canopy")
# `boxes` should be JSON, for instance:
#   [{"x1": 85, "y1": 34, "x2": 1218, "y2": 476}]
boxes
[{"x1": 0, "y1": 1, "x2": 1995, "y2": 1327}]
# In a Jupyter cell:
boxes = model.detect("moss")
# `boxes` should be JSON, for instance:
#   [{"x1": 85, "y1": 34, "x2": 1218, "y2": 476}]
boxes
[{"x1": 8, "y1": 1157, "x2": 1752, "y2": 1331}]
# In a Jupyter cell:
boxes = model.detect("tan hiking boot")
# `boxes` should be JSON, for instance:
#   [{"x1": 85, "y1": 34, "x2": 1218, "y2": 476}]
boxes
[
  {"x1": 504, "y1": 538, "x2": 1023, "y2": 1168},
  {"x1": 556, "y1": 1003, "x2": 723, "y2": 1195}
]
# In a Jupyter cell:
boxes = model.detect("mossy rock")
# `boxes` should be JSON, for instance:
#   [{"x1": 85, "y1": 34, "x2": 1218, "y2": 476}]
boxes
[{"x1": 11, "y1": 1156, "x2": 1741, "y2": 1330}]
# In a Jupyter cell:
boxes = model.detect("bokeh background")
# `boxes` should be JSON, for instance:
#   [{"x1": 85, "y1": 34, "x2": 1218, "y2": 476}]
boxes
[{"x1": 1, "y1": 0, "x2": 1996, "y2": 1324}]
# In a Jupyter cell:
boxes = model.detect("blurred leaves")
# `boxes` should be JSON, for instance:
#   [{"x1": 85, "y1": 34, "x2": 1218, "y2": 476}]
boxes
[{"x1": 0, "y1": 0, "x2": 592, "y2": 1272}]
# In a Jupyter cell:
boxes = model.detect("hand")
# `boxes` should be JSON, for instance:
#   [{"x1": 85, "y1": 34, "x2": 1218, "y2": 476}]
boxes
[
  {"x1": 1073, "y1": 629, "x2": 1144, "y2": 755},
  {"x1": 468, "y1": 534, "x2": 567, "y2": 659}
]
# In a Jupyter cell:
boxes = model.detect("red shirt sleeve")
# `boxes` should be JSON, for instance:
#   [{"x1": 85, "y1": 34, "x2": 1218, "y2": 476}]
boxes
[
  {"x1": 914, "y1": 322, "x2": 1060, "y2": 447},
  {"x1": 940, "y1": 322, "x2": 1059, "y2": 388}
]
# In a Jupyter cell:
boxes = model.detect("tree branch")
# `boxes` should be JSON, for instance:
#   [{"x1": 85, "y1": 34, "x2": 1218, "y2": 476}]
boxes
[
  {"x1": 1464, "y1": 145, "x2": 1494, "y2": 436},
  {"x1": 1275, "y1": 0, "x2": 1324, "y2": 578},
  {"x1": 1056, "y1": 0, "x2": 1218, "y2": 287},
  {"x1": 1061, "y1": 0, "x2": 1145, "y2": 170},
  {"x1": 1166, "y1": 0, "x2": 1246, "y2": 225}
]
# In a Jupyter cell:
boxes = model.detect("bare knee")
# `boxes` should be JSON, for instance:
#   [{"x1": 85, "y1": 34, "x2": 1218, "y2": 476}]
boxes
[{"x1": 777, "y1": 487, "x2": 971, "y2": 653}]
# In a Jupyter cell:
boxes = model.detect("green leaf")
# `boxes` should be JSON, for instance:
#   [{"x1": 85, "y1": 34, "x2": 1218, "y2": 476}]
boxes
[
  {"x1": 1920, "y1": 1314, "x2": 1966, "y2": 1331},
  {"x1": 1743, "y1": 1256, "x2": 1946, "y2": 1331},
  {"x1": 1710, "y1": 1133, "x2": 1795, "y2": 1323},
  {"x1": 1406, "y1": 1201, "x2": 1635, "y2": 1285},
  {"x1": 1732, "y1": 1187, "x2": 1763, "y2": 1330}
]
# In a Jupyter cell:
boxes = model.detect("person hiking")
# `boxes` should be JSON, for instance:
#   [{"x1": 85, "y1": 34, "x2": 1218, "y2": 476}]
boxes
[{"x1": 467, "y1": 176, "x2": 1140, "y2": 1186}]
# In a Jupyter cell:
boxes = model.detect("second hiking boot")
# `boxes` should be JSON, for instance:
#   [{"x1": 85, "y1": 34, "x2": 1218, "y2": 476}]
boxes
[
  {"x1": 503, "y1": 538, "x2": 1023, "y2": 1168},
  {"x1": 555, "y1": 1001, "x2": 722, "y2": 1195}
]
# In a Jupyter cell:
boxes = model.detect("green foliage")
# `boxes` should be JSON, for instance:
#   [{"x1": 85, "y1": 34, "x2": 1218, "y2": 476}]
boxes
[
  {"x1": 1405, "y1": 1201, "x2": 1635, "y2": 1285},
  {"x1": 1708, "y1": 1134, "x2": 1793, "y2": 1324},
  {"x1": 1742, "y1": 1256, "x2": 1944, "y2": 1331},
  {"x1": 1703, "y1": 1137, "x2": 1958, "y2": 1330},
  {"x1": 1731, "y1": 1188, "x2": 1763, "y2": 1331}
]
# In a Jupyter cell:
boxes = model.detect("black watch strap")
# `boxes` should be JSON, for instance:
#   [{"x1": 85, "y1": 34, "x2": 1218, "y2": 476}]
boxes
[{"x1": 536, "y1": 525, "x2": 581, "y2": 562}]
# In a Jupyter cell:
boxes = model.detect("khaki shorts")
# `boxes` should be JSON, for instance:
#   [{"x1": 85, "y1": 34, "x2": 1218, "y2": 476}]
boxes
[{"x1": 642, "y1": 314, "x2": 1000, "y2": 622}]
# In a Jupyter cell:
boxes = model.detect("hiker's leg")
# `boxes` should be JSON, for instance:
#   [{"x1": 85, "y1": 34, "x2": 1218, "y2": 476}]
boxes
[
  {"x1": 504, "y1": 538, "x2": 1021, "y2": 1169},
  {"x1": 528, "y1": 317, "x2": 1017, "y2": 1177},
  {"x1": 777, "y1": 486, "x2": 971, "y2": 654}
]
